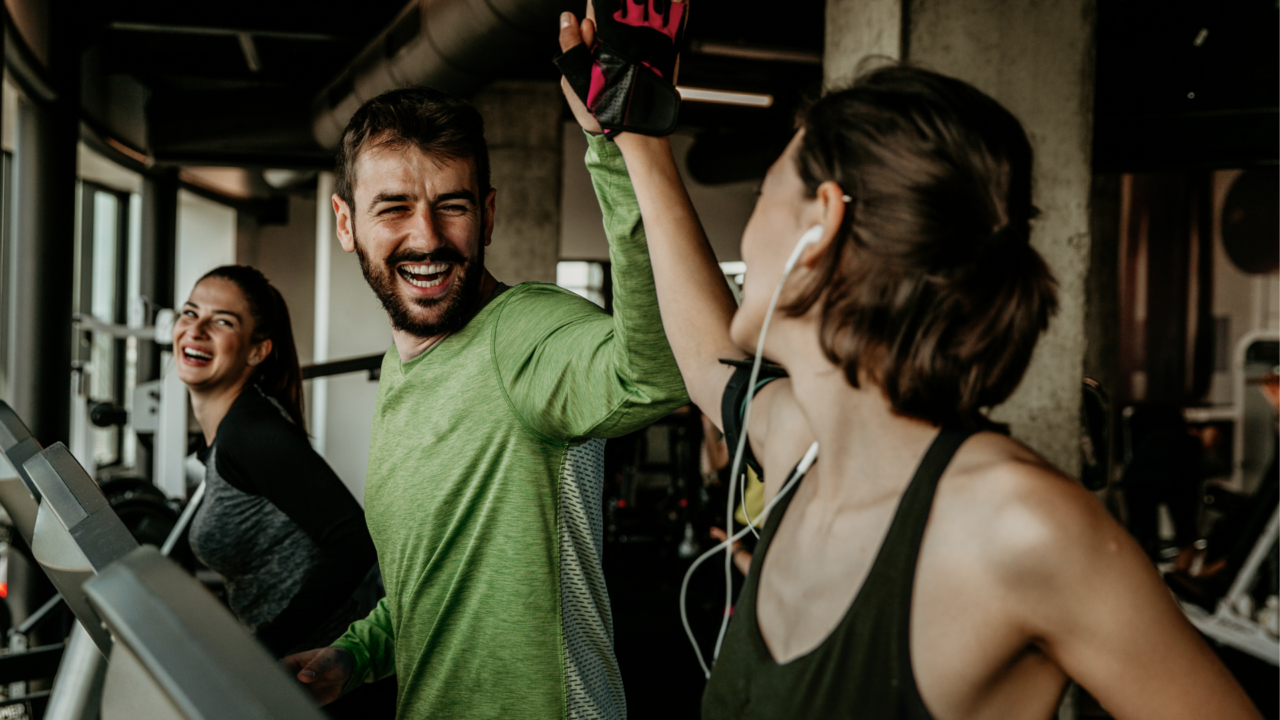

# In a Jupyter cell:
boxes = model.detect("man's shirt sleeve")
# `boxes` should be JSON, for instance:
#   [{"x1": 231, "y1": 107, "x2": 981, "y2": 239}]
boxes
[
  {"x1": 331, "y1": 597, "x2": 397, "y2": 690},
  {"x1": 493, "y1": 132, "x2": 689, "y2": 442}
]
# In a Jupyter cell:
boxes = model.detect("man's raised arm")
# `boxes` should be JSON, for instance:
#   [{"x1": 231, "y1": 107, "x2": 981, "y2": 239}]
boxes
[
  {"x1": 490, "y1": 128, "x2": 690, "y2": 442},
  {"x1": 557, "y1": 9, "x2": 741, "y2": 429}
]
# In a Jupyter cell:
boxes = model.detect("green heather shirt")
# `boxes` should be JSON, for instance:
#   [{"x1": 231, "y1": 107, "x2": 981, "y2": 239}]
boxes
[{"x1": 332, "y1": 133, "x2": 687, "y2": 720}]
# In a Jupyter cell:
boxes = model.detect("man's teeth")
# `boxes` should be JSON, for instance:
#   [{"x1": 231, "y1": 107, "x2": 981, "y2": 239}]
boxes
[
  {"x1": 400, "y1": 263, "x2": 450, "y2": 288},
  {"x1": 184, "y1": 348, "x2": 212, "y2": 360},
  {"x1": 402, "y1": 263, "x2": 449, "y2": 275}
]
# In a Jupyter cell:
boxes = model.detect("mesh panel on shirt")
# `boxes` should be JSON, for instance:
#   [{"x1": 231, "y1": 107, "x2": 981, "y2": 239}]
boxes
[{"x1": 559, "y1": 437, "x2": 626, "y2": 720}]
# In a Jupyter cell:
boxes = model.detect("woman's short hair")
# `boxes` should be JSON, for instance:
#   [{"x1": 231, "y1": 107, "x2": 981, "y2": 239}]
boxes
[
  {"x1": 199, "y1": 265, "x2": 306, "y2": 430},
  {"x1": 786, "y1": 65, "x2": 1058, "y2": 429}
]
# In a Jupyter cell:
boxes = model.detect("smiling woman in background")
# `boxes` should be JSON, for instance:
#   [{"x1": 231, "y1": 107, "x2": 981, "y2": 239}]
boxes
[{"x1": 173, "y1": 265, "x2": 378, "y2": 667}]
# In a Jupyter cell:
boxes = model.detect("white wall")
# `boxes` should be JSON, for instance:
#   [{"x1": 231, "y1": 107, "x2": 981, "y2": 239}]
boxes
[
  {"x1": 232, "y1": 185, "x2": 388, "y2": 505},
  {"x1": 238, "y1": 194, "x2": 318, "y2": 366},
  {"x1": 312, "y1": 175, "x2": 394, "y2": 504},
  {"x1": 559, "y1": 123, "x2": 758, "y2": 263},
  {"x1": 175, "y1": 190, "x2": 237, "y2": 307}
]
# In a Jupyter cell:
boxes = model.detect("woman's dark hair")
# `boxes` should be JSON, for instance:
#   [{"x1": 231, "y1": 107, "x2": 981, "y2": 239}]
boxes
[
  {"x1": 786, "y1": 65, "x2": 1058, "y2": 429},
  {"x1": 198, "y1": 265, "x2": 306, "y2": 429}
]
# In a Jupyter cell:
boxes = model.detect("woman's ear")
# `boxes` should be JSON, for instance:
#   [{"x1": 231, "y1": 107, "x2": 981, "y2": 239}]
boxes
[
  {"x1": 249, "y1": 338, "x2": 273, "y2": 367},
  {"x1": 800, "y1": 181, "x2": 848, "y2": 268}
]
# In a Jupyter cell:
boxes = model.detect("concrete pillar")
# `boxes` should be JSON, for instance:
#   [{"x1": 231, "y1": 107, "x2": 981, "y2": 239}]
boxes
[
  {"x1": 137, "y1": 168, "x2": 179, "y2": 381},
  {"x1": 7, "y1": 96, "x2": 79, "y2": 446},
  {"x1": 825, "y1": 0, "x2": 1097, "y2": 476},
  {"x1": 469, "y1": 81, "x2": 563, "y2": 285},
  {"x1": 3, "y1": 0, "x2": 82, "y2": 447},
  {"x1": 906, "y1": 0, "x2": 1095, "y2": 476},
  {"x1": 824, "y1": 0, "x2": 904, "y2": 87},
  {"x1": 128, "y1": 168, "x2": 178, "y2": 482}
]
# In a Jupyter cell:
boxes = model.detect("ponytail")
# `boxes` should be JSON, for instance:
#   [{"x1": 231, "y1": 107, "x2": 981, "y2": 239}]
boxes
[{"x1": 784, "y1": 66, "x2": 1058, "y2": 429}]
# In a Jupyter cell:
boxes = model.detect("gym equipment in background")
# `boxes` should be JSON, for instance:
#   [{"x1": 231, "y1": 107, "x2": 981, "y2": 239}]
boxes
[
  {"x1": 23, "y1": 442, "x2": 142, "y2": 720},
  {"x1": 1220, "y1": 169, "x2": 1279, "y2": 276},
  {"x1": 1170, "y1": 333, "x2": 1279, "y2": 665},
  {"x1": 0, "y1": 402, "x2": 63, "y2": 716},
  {"x1": 1080, "y1": 378, "x2": 1111, "y2": 492},
  {"x1": 0, "y1": 401, "x2": 46, "y2": 546},
  {"x1": 86, "y1": 545, "x2": 327, "y2": 720},
  {"x1": 70, "y1": 308, "x2": 187, "y2": 501},
  {"x1": 1178, "y1": 506, "x2": 1279, "y2": 665},
  {"x1": 26, "y1": 443, "x2": 139, "y2": 656}
]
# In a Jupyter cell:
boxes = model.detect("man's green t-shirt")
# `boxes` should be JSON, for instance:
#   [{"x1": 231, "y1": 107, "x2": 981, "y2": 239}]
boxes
[{"x1": 331, "y1": 134, "x2": 688, "y2": 719}]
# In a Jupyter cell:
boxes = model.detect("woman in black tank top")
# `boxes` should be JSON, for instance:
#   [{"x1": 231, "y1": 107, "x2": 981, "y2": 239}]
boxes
[
  {"x1": 704, "y1": 425, "x2": 973, "y2": 719},
  {"x1": 554, "y1": 26, "x2": 1261, "y2": 718}
]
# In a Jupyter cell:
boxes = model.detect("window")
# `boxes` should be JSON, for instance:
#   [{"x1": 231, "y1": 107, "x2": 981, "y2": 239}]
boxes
[
  {"x1": 75, "y1": 182, "x2": 132, "y2": 470},
  {"x1": 719, "y1": 261, "x2": 745, "y2": 303},
  {"x1": 556, "y1": 261, "x2": 606, "y2": 308}
]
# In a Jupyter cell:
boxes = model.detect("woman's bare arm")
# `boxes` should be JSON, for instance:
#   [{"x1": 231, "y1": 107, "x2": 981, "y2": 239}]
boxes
[
  {"x1": 996, "y1": 466, "x2": 1261, "y2": 720},
  {"x1": 609, "y1": 134, "x2": 740, "y2": 424}
]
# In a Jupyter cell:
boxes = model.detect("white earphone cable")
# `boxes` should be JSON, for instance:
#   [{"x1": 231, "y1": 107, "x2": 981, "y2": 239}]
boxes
[
  {"x1": 679, "y1": 225, "x2": 825, "y2": 678},
  {"x1": 679, "y1": 441, "x2": 818, "y2": 678}
]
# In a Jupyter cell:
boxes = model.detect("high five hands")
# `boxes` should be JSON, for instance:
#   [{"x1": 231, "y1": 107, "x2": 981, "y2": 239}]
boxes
[
  {"x1": 555, "y1": 0, "x2": 689, "y2": 139},
  {"x1": 559, "y1": 8, "x2": 604, "y2": 135}
]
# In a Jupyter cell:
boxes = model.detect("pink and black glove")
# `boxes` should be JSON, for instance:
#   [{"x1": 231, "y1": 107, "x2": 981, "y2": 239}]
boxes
[{"x1": 554, "y1": 0, "x2": 689, "y2": 139}]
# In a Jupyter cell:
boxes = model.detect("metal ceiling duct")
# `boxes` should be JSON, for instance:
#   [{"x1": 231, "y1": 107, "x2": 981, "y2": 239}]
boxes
[{"x1": 312, "y1": 0, "x2": 574, "y2": 149}]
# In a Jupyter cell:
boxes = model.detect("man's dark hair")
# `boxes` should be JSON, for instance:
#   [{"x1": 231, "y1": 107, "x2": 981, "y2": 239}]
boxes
[
  {"x1": 335, "y1": 86, "x2": 491, "y2": 212},
  {"x1": 786, "y1": 65, "x2": 1059, "y2": 429}
]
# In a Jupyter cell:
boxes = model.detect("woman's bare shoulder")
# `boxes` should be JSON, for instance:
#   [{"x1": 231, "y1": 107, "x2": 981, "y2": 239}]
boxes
[
  {"x1": 747, "y1": 379, "x2": 804, "y2": 451},
  {"x1": 940, "y1": 432, "x2": 1134, "y2": 589},
  {"x1": 748, "y1": 379, "x2": 819, "y2": 498}
]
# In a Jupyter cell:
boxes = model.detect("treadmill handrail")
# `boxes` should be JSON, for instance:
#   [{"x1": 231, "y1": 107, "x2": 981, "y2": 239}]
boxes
[
  {"x1": 0, "y1": 400, "x2": 45, "y2": 499},
  {"x1": 24, "y1": 443, "x2": 138, "y2": 571},
  {"x1": 86, "y1": 546, "x2": 328, "y2": 720}
]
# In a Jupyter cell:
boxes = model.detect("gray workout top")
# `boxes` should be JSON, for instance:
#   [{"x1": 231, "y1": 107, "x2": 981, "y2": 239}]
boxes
[
  {"x1": 702, "y1": 427, "x2": 974, "y2": 719},
  {"x1": 189, "y1": 385, "x2": 376, "y2": 657}
]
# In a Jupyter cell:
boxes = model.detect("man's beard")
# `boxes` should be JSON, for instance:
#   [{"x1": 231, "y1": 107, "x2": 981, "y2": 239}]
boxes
[{"x1": 354, "y1": 233, "x2": 485, "y2": 339}]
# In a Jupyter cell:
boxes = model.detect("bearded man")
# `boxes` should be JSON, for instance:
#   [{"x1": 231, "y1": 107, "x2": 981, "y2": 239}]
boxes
[{"x1": 280, "y1": 79, "x2": 686, "y2": 718}]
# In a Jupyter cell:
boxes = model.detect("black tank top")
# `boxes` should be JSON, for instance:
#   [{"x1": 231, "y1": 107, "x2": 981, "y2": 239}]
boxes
[{"x1": 702, "y1": 427, "x2": 974, "y2": 719}]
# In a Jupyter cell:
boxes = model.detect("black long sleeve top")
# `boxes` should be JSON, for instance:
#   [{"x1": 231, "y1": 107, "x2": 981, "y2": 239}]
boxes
[{"x1": 189, "y1": 385, "x2": 377, "y2": 657}]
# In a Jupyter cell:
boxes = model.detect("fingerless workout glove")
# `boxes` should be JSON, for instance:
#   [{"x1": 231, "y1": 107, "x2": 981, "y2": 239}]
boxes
[{"x1": 555, "y1": 0, "x2": 688, "y2": 138}]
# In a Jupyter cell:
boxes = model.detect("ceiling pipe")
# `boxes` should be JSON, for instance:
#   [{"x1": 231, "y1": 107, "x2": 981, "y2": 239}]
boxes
[
  {"x1": 5, "y1": 20, "x2": 57, "y2": 103},
  {"x1": 311, "y1": 0, "x2": 575, "y2": 150}
]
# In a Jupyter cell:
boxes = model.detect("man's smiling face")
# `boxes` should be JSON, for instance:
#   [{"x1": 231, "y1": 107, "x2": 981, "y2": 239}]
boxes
[{"x1": 334, "y1": 136, "x2": 496, "y2": 339}]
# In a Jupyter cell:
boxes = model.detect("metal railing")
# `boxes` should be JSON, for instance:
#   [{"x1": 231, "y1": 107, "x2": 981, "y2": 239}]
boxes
[{"x1": 301, "y1": 354, "x2": 383, "y2": 381}]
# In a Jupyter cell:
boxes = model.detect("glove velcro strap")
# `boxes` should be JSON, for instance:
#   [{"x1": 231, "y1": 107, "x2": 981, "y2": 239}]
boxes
[{"x1": 591, "y1": 41, "x2": 681, "y2": 138}]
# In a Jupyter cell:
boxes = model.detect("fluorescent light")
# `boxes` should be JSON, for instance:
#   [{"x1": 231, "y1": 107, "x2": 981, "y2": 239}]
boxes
[
  {"x1": 677, "y1": 86, "x2": 773, "y2": 108},
  {"x1": 689, "y1": 41, "x2": 822, "y2": 66},
  {"x1": 719, "y1": 261, "x2": 747, "y2": 275}
]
